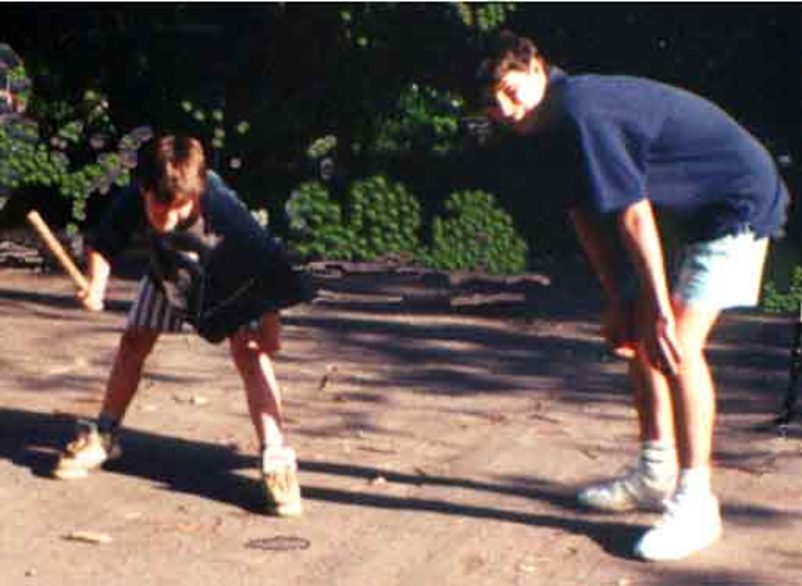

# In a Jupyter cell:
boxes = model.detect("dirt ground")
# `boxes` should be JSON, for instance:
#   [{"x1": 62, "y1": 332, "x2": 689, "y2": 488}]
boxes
[{"x1": 1, "y1": 260, "x2": 801, "y2": 585}]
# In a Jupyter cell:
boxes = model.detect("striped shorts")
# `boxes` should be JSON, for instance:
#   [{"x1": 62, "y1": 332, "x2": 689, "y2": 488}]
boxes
[{"x1": 127, "y1": 275, "x2": 186, "y2": 332}]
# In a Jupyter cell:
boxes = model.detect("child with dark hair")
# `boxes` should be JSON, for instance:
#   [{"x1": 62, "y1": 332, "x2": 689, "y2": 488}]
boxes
[
  {"x1": 53, "y1": 135, "x2": 311, "y2": 518},
  {"x1": 476, "y1": 30, "x2": 789, "y2": 561}
]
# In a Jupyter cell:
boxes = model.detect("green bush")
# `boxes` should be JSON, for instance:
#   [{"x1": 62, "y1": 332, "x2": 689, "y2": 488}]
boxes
[
  {"x1": 347, "y1": 175, "x2": 421, "y2": 261},
  {"x1": 762, "y1": 265, "x2": 802, "y2": 314},
  {"x1": 455, "y1": 2, "x2": 517, "y2": 31},
  {"x1": 0, "y1": 52, "x2": 152, "y2": 233},
  {"x1": 423, "y1": 190, "x2": 528, "y2": 274},
  {"x1": 286, "y1": 176, "x2": 422, "y2": 263},
  {"x1": 369, "y1": 83, "x2": 464, "y2": 157},
  {"x1": 285, "y1": 181, "x2": 528, "y2": 275},
  {"x1": 285, "y1": 180, "x2": 354, "y2": 260}
]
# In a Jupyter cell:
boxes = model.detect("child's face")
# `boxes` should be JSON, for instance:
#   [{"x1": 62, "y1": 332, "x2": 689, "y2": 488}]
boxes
[
  {"x1": 144, "y1": 190, "x2": 196, "y2": 233},
  {"x1": 486, "y1": 58, "x2": 547, "y2": 129}
]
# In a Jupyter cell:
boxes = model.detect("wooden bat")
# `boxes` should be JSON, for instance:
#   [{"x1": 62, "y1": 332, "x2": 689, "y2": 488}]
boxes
[{"x1": 26, "y1": 209, "x2": 89, "y2": 291}]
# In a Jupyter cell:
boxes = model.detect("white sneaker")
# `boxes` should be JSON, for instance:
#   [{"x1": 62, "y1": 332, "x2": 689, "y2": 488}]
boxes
[
  {"x1": 52, "y1": 419, "x2": 121, "y2": 480},
  {"x1": 261, "y1": 446, "x2": 303, "y2": 518},
  {"x1": 634, "y1": 492, "x2": 722, "y2": 561},
  {"x1": 577, "y1": 465, "x2": 676, "y2": 512}
]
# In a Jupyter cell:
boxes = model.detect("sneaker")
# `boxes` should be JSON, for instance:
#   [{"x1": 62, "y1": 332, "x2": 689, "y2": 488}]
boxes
[
  {"x1": 634, "y1": 491, "x2": 722, "y2": 561},
  {"x1": 577, "y1": 465, "x2": 675, "y2": 512},
  {"x1": 52, "y1": 419, "x2": 121, "y2": 480},
  {"x1": 261, "y1": 446, "x2": 303, "y2": 518}
]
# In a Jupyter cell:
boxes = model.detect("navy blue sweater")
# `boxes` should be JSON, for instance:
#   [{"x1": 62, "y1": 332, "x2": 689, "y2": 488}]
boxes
[
  {"x1": 88, "y1": 172, "x2": 311, "y2": 343},
  {"x1": 533, "y1": 67, "x2": 789, "y2": 241}
]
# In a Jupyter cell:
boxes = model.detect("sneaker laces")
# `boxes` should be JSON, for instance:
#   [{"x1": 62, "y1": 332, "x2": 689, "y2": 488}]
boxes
[
  {"x1": 598, "y1": 460, "x2": 672, "y2": 500},
  {"x1": 606, "y1": 463, "x2": 648, "y2": 493}
]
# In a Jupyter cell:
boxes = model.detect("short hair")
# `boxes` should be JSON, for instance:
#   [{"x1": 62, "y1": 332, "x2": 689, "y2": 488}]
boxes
[
  {"x1": 476, "y1": 30, "x2": 542, "y2": 92},
  {"x1": 137, "y1": 135, "x2": 207, "y2": 205}
]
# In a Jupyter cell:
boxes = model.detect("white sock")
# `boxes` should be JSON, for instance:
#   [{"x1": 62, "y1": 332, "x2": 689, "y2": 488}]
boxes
[
  {"x1": 262, "y1": 417, "x2": 285, "y2": 453},
  {"x1": 640, "y1": 440, "x2": 678, "y2": 481},
  {"x1": 677, "y1": 466, "x2": 713, "y2": 499}
]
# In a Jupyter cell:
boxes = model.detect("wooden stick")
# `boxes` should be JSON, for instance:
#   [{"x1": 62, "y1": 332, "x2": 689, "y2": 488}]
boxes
[{"x1": 26, "y1": 210, "x2": 89, "y2": 291}]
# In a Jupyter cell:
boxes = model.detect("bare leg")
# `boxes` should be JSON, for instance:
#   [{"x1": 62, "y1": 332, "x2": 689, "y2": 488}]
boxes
[
  {"x1": 229, "y1": 313, "x2": 285, "y2": 449},
  {"x1": 53, "y1": 327, "x2": 159, "y2": 479},
  {"x1": 668, "y1": 299, "x2": 720, "y2": 469},
  {"x1": 630, "y1": 352, "x2": 676, "y2": 444},
  {"x1": 100, "y1": 328, "x2": 160, "y2": 422},
  {"x1": 633, "y1": 300, "x2": 722, "y2": 560}
]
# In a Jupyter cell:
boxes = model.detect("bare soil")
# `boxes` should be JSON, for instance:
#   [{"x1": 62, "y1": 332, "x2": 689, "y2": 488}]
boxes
[{"x1": 1, "y1": 260, "x2": 801, "y2": 585}]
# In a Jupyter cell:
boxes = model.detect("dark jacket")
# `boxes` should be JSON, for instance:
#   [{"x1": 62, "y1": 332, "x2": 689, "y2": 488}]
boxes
[{"x1": 87, "y1": 172, "x2": 313, "y2": 343}]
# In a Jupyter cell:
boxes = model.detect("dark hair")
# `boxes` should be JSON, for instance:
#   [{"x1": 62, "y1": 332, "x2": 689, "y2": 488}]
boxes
[
  {"x1": 476, "y1": 30, "x2": 542, "y2": 90},
  {"x1": 137, "y1": 135, "x2": 207, "y2": 205}
]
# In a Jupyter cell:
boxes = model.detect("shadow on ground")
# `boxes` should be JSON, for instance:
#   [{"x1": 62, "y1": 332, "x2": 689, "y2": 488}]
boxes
[
  {"x1": 0, "y1": 406, "x2": 642, "y2": 560},
  {"x1": 2, "y1": 406, "x2": 798, "y2": 570},
  {"x1": 1, "y1": 263, "x2": 795, "y2": 424}
]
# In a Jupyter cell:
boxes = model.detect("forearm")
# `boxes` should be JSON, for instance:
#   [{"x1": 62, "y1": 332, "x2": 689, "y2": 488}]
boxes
[
  {"x1": 617, "y1": 200, "x2": 672, "y2": 316},
  {"x1": 85, "y1": 247, "x2": 111, "y2": 298},
  {"x1": 568, "y1": 206, "x2": 622, "y2": 303}
]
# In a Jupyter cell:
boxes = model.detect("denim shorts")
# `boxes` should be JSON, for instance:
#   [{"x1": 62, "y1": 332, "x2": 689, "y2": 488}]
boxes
[{"x1": 673, "y1": 231, "x2": 769, "y2": 310}]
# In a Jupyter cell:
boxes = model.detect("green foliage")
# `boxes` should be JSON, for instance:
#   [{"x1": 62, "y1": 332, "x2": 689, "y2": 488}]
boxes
[
  {"x1": 370, "y1": 83, "x2": 465, "y2": 157},
  {"x1": 762, "y1": 266, "x2": 802, "y2": 314},
  {"x1": 285, "y1": 180, "x2": 354, "y2": 260},
  {"x1": 178, "y1": 98, "x2": 249, "y2": 171},
  {"x1": 306, "y1": 134, "x2": 337, "y2": 159},
  {"x1": 7, "y1": 64, "x2": 31, "y2": 111},
  {"x1": 456, "y1": 2, "x2": 517, "y2": 32},
  {"x1": 422, "y1": 190, "x2": 528, "y2": 274},
  {"x1": 285, "y1": 181, "x2": 528, "y2": 275},
  {"x1": 1, "y1": 56, "x2": 152, "y2": 232},
  {"x1": 285, "y1": 176, "x2": 423, "y2": 262},
  {"x1": 347, "y1": 175, "x2": 421, "y2": 261}
]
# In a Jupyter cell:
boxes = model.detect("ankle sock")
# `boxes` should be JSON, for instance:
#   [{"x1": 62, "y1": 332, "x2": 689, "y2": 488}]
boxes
[
  {"x1": 262, "y1": 418, "x2": 285, "y2": 453},
  {"x1": 677, "y1": 466, "x2": 713, "y2": 499},
  {"x1": 96, "y1": 413, "x2": 119, "y2": 435},
  {"x1": 640, "y1": 440, "x2": 678, "y2": 481}
]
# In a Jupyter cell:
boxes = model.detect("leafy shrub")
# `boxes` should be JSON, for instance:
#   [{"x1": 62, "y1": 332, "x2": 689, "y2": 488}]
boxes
[
  {"x1": 285, "y1": 176, "x2": 423, "y2": 262},
  {"x1": 762, "y1": 265, "x2": 802, "y2": 314},
  {"x1": 1, "y1": 116, "x2": 152, "y2": 233},
  {"x1": 347, "y1": 175, "x2": 421, "y2": 261},
  {"x1": 0, "y1": 50, "x2": 152, "y2": 232},
  {"x1": 285, "y1": 180, "x2": 353, "y2": 260},
  {"x1": 455, "y1": 2, "x2": 517, "y2": 32},
  {"x1": 370, "y1": 83, "x2": 464, "y2": 157},
  {"x1": 423, "y1": 190, "x2": 528, "y2": 274}
]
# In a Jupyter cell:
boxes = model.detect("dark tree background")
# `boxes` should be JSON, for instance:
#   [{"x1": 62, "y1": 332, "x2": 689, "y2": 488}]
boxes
[{"x1": 1, "y1": 2, "x2": 799, "y2": 252}]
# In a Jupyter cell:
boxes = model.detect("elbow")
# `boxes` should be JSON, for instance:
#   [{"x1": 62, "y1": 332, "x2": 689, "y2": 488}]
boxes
[{"x1": 618, "y1": 199, "x2": 652, "y2": 238}]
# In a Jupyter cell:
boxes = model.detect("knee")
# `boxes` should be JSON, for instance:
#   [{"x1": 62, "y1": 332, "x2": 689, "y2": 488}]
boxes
[
  {"x1": 119, "y1": 328, "x2": 158, "y2": 361},
  {"x1": 229, "y1": 333, "x2": 258, "y2": 367}
]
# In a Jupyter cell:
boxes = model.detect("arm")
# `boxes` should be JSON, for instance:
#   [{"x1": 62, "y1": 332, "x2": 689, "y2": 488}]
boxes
[
  {"x1": 568, "y1": 206, "x2": 635, "y2": 357},
  {"x1": 568, "y1": 206, "x2": 621, "y2": 303},
  {"x1": 77, "y1": 247, "x2": 111, "y2": 311},
  {"x1": 79, "y1": 184, "x2": 144, "y2": 311},
  {"x1": 617, "y1": 199, "x2": 681, "y2": 373}
]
